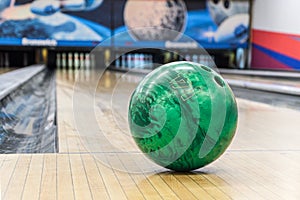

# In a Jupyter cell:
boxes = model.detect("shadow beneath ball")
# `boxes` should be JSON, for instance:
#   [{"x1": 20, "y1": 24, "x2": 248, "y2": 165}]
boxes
[
  {"x1": 155, "y1": 169, "x2": 213, "y2": 176},
  {"x1": 138, "y1": 167, "x2": 228, "y2": 191}
]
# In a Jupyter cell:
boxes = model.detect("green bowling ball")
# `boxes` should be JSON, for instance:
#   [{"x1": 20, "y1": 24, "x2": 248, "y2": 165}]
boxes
[{"x1": 128, "y1": 61, "x2": 238, "y2": 171}]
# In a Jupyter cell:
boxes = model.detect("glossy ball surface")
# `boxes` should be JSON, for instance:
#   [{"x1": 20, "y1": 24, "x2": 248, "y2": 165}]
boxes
[{"x1": 128, "y1": 61, "x2": 238, "y2": 171}]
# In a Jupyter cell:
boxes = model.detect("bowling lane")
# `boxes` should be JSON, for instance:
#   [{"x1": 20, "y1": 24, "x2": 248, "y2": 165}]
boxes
[
  {"x1": 56, "y1": 68, "x2": 300, "y2": 152},
  {"x1": 56, "y1": 69, "x2": 143, "y2": 154},
  {"x1": 2, "y1": 68, "x2": 299, "y2": 200},
  {"x1": 52, "y1": 68, "x2": 300, "y2": 199}
]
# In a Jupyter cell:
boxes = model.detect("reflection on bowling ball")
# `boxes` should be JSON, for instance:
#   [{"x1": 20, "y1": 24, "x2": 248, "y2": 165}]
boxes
[
  {"x1": 124, "y1": 0, "x2": 187, "y2": 41},
  {"x1": 128, "y1": 61, "x2": 238, "y2": 171}
]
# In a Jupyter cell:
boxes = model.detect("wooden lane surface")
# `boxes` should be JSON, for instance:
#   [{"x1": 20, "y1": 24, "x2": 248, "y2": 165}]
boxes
[
  {"x1": 2, "y1": 152, "x2": 300, "y2": 199},
  {"x1": 1, "y1": 69, "x2": 300, "y2": 199}
]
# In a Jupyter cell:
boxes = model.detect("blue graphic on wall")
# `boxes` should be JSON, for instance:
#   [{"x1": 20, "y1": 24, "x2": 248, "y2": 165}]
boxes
[
  {"x1": 0, "y1": 0, "x2": 111, "y2": 47},
  {"x1": 0, "y1": 0, "x2": 250, "y2": 49},
  {"x1": 114, "y1": 0, "x2": 250, "y2": 49}
]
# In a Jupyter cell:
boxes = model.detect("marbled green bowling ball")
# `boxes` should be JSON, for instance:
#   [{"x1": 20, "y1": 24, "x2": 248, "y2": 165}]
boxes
[{"x1": 128, "y1": 61, "x2": 238, "y2": 171}]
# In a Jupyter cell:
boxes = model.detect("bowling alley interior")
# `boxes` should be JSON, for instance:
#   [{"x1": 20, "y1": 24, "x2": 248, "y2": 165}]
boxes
[{"x1": 1, "y1": 0, "x2": 300, "y2": 199}]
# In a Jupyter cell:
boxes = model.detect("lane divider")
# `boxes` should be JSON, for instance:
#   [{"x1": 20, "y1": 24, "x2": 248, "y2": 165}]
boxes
[
  {"x1": 219, "y1": 69, "x2": 300, "y2": 78},
  {"x1": 226, "y1": 79, "x2": 300, "y2": 96},
  {"x1": 109, "y1": 67, "x2": 300, "y2": 96},
  {"x1": 0, "y1": 65, "x2": 45, "y2": 100}
]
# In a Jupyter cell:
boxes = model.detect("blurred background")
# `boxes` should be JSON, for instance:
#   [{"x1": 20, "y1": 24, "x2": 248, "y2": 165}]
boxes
[
  {"x1": 0, "y1": 0, "x2": 298, "y2": 71},
  {"x1": 0, "y1": 0, "x2": 276, "y2": 69}
]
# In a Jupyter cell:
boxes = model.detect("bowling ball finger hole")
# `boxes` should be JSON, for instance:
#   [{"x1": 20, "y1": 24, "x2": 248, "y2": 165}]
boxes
[
  {"x1": 201, "y1": 65, "x2": 212, "y2": 72},
  {"x1": 214, "y1": 76, "x2": 225, "y2": 87}
]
